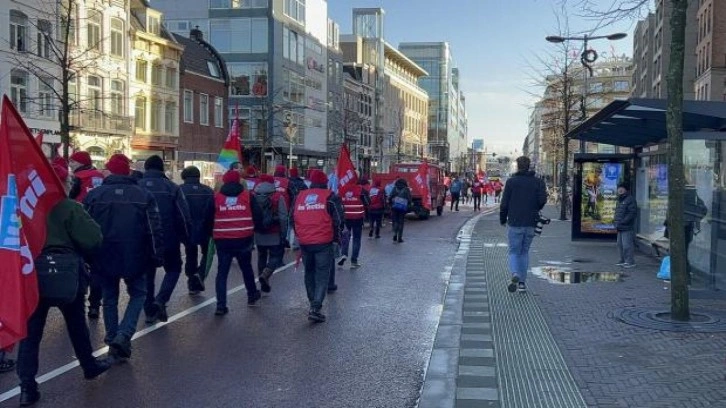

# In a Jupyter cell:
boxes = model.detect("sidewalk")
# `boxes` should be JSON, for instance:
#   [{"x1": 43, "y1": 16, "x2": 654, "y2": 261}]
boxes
[{"x1": 419, "y1": 206, "x2": 726, "y2": 408}]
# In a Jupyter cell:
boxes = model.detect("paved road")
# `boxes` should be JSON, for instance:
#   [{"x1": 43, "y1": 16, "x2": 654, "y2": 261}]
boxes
[{"x1": 0, "y1": 207, "x2": 484, "y2": 408}]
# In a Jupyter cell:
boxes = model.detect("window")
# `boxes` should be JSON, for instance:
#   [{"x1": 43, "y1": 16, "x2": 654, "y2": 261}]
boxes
[
  {"x1": 10, "y1": 10, "x2": 28, "y2": 52},
  {"x1": 207, "y1": 61, "x2": 220, "y2": 78},
  {"x1": 284, "y1": 70, "x2": 305, "y2": 104},
  {"x1": 38, "y1": 77, "x2": 54, "y2": 118},
  {"x1": 214, "y1": 97, "x2": 223, "y2": 127},
  {"x1": 148, "y1": 16, "x2": 160, "y2": 35},
  {"x1": 283, "y1": 26, "x2": 304, "y2": 64},
  {"x1": 87, "y1": 10, "x2": 102, "y2": 51},
  {"x1": 37, "y1": 20, "x2": 52, "y2": 58},
  {"x1": 110, "y1": 80, "x2": 124, "y2": 115},
  {"x1": 166, "y1": 68, "x2": 177, "y2": 89},
  {"x1": 210, "y1": 18, "x2": 268, "y2": 53},
  {"x1": 613, "y1": 81, "x2": 630, "y2": 92},
  {"x1": 284, "y1": 0, "x2": 306, "y2": 24},
  {"x1": 165, "y1": 102, "x2": 176, "y2": 133},
  {"x1": 152, "y1": 65, "x2": 162, "y2": 86},
  {"x1": 68, "y1": 74, "x2": 78, "y2": 106},
  {"x1": 209, "y1": 0, "x2": 268, "y2": 8},
  {"x1": 151, "y1": 100, "x2": 162, "y2": 131},
  {"x1": 184, "y1": 90, "x2": 193, "y2": 123},
  {"x1": 110, "y1": 18, "x2": 124, "y2": 57},
  {"x1": 229, "y1": 62, "x2": 268, "y2": 96},
  {"x1": 135, "y1": 97, "x2": 146, "y2": 130},
  {"x1": 136, "y1": 60, "x2": 148, "y2": 82},
  {"x1": 61, "y1": 4, "x2": 76, "y2": 45},
  {"x1": 87, "y1": 75, "x2": 102, "y2": 121},
  {"x1": 200, "y1": 94, "x2": 209, "y2": 125}
]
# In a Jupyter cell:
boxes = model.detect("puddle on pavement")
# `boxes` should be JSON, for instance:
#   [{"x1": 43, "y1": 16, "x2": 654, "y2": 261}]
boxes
[{"x1": 531, "y1": 266, "x2": 622, "y2": 284}]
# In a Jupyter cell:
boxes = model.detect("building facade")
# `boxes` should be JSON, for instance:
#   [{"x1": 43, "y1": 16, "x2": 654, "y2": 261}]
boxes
[
  {"x1": 327, "y1": 17, "x2": 344, "y2": 170},
  {"x1": 632, "y1": 13, "x2": 655, "y2": 98},
  {"x1": 695, "y1": 0, "x2": 726, "y2": 101}
]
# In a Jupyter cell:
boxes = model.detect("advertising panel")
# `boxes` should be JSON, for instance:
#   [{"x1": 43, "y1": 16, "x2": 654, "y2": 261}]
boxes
[{"x1": 580, "y1": 162, "x2": 624, "y2": 234}]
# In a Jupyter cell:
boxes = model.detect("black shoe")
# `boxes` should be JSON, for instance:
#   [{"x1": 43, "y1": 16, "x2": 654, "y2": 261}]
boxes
[
  {"x1": 397, "y1": 238, "x2": 404, "y2": 243},
  {"x1": 215, "y1": 306, "x2": 229, "y2": 316},
  {"x1": 109, "y1": 334, "x2": 132, "y2": 359},
  {"x1": 145, "y1": 303, "x2": 159, "y2": 325},
  {"x1": 308, "y1": 308, "x2": 326, "y2": 323},
  {"x1": 375, "y1": 235, "x2": 381, "y2": 239},
  {"x1": 368, "y1": 231, "x2": 373, "y2": 238},
  {"x1": 327, "y1": 284, "x2": 338, "y2": 293},
  {"x1": 188, "y1": 274, "x2": 204, "y2": 295},
  {"x1": 157, "y1": 303, "x2": 168, "y2": 323},
  {"x1": 336, "y1": 255, "x2": 347, "y2": 266},
  {"x1": 247, "y1": 291, "x2": 262, "y2": 306},
  {"x1": 507, "y1": 276, "x2": 520, "y2": 293},
  {"x1": 87, "y1": 307, "x2": 100, "y2": 319},
  {"x1": 19, "y1": 387, "x2": 40, "y2": 407},
  {"x1": 83, "y1": 358, "x2": 111, "y2": 380},
  {"x1": 259, "y1": 268, "x2": 273, "y2": 293},
  {"x1": 393, "y1": 235, "x2": 398, "y2": 242}
]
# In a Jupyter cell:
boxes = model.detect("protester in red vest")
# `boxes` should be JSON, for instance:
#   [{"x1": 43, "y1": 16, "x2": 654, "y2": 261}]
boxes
[
  {"x1": 252, "y1": 174, "x2": 288, "y2": 293},
  {"x1": 493, "y1": 180, "x2": 504, "y2": 203},
  {"x1": 292, "y1": 170, "x2": 344, "y2": 323},
  {"x1": 472, "y1": 179, "x2": 483, "y2": 211},
  {"x1": 338, "y1": 179, "x2": 370, "y2": 269},
  {"x1": 243, "y1": 165, "x2": 259, "y2": 191},
  {"x1": 213, "y1": 170, "x2": 262, "y2": 314},
  {"x1": 273, "y1": 165, "x2": 292, "y2": 209},
  {"x1": 484, "y1": 181, "x2": 494, "y2": 206},
  {"x1": 69, "y1": 151, "x2": 105, "y2": 203},
  {"x1": 367, "y1": 179, "x2": 386, "y2": 239}
]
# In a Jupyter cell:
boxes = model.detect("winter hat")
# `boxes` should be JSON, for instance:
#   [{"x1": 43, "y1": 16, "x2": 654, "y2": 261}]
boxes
[
  {"x1": 309, "y1": 170, "x2": 328, "y2": 186},
  {"x1": 259, "y1": 174, "x2": 275, "y2": 184},
  {"x1": 52, "y1": 163, "x2": 69, "y2": 182},
  {"x1": 222, "y1": 169, "x2": 241, "y2": 184},
  {"x1": 144, "y1": 155, "x2": 165, "y2": 172},
  {"x1": 289, "y1": 168, "x2": 299, "y2": 178},
  {"x1": 52, "y1": 156, "x2": 68, "y2": 169},
  {"x1": 274, "y1": 165, "x2": 287, "y2": 177},
  {"x1": 106, "y1": 154, "x2": 131, "y2": 175},
  {"x1": 69, "y1": 151, "x2": 92, "y2": 166},
  {"x1": 181, "y1": 166, "x2": 201, "y2": 180},
  {"x1": 245, "y1": 165, "x2": 258, "y2": 177}
]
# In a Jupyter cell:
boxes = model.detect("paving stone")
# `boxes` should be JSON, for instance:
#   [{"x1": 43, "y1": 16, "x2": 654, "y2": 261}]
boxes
[
  {"x1": 460, "y1": 349, "x2": 494, "y2": 358},
  {"x1": 459, "y1": 365, "x2": 496, "y2": 377},
  {"x1": 434, "y1": 325, "x2": 461, "y2": 349},
  {"x1": 418, "y1": 378, "x2": 456, "y2": 408},
  {"x1": 456, "y1": 375, "x2": 499, "y2": 389},
  {"x1": 459, "y1": 356, "x2": 496, "y2": 366},
  {"x1": 456, "y1": 387, "x2": 499, "y2": 401},
  {"x1": 425, "y1": 348, "x2": 459, "y2": 379},
  {"x1": 461, "y1": 334, "x2": 492, "y2": 342}
]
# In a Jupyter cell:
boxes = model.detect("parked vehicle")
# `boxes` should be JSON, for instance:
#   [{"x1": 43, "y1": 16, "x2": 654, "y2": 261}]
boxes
[{"x1": 373, "y1": 162, "x2": 446, "y2": 219}]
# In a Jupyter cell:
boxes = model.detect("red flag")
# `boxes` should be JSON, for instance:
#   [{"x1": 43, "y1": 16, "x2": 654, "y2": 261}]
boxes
[
  {"x1": 0, "y1": 96, "x2": 65, "y2": 349},
  {"x1": 415, "y1": 161, "x2": 432, "y2": 211},
  {"x1": 34, "y1": 132, "x2": 43, "y2": 145},
  {"x1": 217, "y1": 106, "x2": 243, "y2": 170},
  {"x1": 336, "y1": 144, "x2": 358, "y2": 190}
]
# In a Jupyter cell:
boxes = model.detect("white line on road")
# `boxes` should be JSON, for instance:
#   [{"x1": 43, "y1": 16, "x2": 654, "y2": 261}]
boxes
[{"x1": 0, "y1": 261, "x2": 296, "y2": 403}]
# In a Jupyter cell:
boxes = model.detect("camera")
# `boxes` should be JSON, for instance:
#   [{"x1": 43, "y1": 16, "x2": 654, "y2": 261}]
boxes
[{"x1": 535, "y1": 213, "x2": 551, "y2": 235}]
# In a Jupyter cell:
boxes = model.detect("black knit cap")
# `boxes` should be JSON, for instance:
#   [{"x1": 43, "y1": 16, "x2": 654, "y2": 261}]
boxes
[
  {"x1": 181, "y1": 166, "x2": 201, "y2": 180},
  {"x1": 144, "y1": 155, "x2": 165, "y2": 171}
]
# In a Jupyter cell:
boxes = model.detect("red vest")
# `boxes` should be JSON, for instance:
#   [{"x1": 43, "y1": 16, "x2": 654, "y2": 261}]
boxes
[
  {"x1": 74, "y1": 168, "x2": 105, "y2": 202},
  {"x1": 274, "y1": 177, "x2": 291, "y2": 207},
  {"x1": 340, "y1": 185, "x2": 365, "y2": 220},
  {"x1": 293, "y1": 189, "x2": 333, "y2": 245},
  {"x1": 494, "y1": 182, "x2": 503, "y2": 191},
  {"x1": 213, "y1": 191, "x2": 254, "y2": 240},
  {"x1": 368, "y1": 187, "x2": 385, "y2": 210},
  {"x1": 472, "y1": 182, "x2": 483, "y2": 195}
]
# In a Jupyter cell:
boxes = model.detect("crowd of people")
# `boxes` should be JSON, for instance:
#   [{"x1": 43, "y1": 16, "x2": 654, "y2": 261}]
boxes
[
  {"x1": 447, "y1": 176, "x2": 503, "y2": 212},
  {"x1": 0, "y1": 151, "x2": 414, "y2": 407}
]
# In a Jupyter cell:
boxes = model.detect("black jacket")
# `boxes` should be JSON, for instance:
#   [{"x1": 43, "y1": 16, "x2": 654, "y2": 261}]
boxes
[
  {"x1": 180, "y1": 177, "x2": 215, "y2": 246},
  {"x1": 214, "y1": 182, "x2": 256, "y2": 253},
  {"x1": 84, "y1": 175, "x2": 164, "y2": 278},
  {"x1": 500, "y1": 171, "x2": 547, "y2": 227},
  {"x1": 288, "y1": 176, "x2": 308, "y2": 205},
  {"x1": 138, "y1": 169, "x2": 192, "y2": 250},
  {"x1": 614, "y1": 193, "x2": 638, "y2": 231},
  {"x1": 390, "y1": 179, "x2": 412, "y2": 213}
]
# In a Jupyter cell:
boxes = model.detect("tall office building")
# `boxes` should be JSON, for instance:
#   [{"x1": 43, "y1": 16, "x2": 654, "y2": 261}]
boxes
[{"x1": 695, "y1": 0, "x2": 726, "y2": 101}]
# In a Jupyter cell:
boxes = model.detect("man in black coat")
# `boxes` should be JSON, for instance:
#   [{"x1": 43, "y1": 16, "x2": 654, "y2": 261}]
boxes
[
  {"x1": 180, "y1": 166, "x2": 215, "y2": 294},
  {"x1": 138, "y1": 155, "x2": 192, "y2": 324},
  {"x1": 614, "y1": 182, "x2": 638, "y2": 268}
]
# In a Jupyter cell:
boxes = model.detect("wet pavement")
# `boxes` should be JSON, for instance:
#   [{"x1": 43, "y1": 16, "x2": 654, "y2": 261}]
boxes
[{"x1": 0, "y1": 207, "x2": 485, "y2": 408}]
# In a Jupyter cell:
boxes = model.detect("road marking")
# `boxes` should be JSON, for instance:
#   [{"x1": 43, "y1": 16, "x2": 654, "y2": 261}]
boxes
[{"x1": 0, "y1": 261, "x2": 296, "y2": 403}]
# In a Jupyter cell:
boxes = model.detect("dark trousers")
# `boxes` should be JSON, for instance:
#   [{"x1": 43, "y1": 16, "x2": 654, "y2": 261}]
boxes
[
  {"x1": 145, "y1": 245, "x2": 183, "y2": 313},
  {"x1": 88, "y1": 273, "x2": 103, "y2": 309},
  {"x1": 473, "y1": 195, "x2": 481, "y2": 211},
  {"x1": 392, "y1": 210, "x2": 406, "y2": 239},
  {"x1": 450, "y1": 193, "x2": 460, "y2": 210},
  {"x1": 17, "y1": 291, "x2": 95, "y2": 388},
  {"x1": 369, "y1": 212, "x2": 383, "y2": 237},
  {"x1": 184, "y1": 242, "x2": 209, "y2": 278},
  {"x1": 257, "y1": 244, "x2": 285, "y2": 274},
  {"x1": 101, "y1": 273, "x2": 147, "y2": 344},
  {"x1": 301, "y1": 243, "x2": 333, "y2": 309},
  {"x1": 216, "y1": 247, "x2": 257, "y2": 308},
  {"x1": 343, "y1": 220, "x2": 364, "y2": 263}
]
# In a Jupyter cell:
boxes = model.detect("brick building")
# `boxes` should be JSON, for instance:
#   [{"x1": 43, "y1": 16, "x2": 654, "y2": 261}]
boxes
[
  {"x1": 173, "y1": 29, "x2": 229, "y2": 185},
  {"x1": 695, "y1": 0, "x2": 726, "y2": 100}
]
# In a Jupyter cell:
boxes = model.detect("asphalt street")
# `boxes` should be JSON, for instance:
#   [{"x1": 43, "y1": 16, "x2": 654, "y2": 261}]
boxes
[{"x1": 0, "y1": 207, "x2": 485, "y2": 408}]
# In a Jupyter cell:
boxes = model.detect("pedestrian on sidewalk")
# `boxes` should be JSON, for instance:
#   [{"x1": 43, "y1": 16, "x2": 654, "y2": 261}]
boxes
[
  {"x1": 483, "y1": 181, "x2": 494, "y2": 206},
  {"x1": 500, "y1": 156, "x2": 547, "y2": 293},
  {"x1": 292, "y1": 170, "x2": 344, "y2": 322},
  {"x1": 273, "y1": 165, "x2": 292, "y2": 210},
  {"x1": 449, "y1": 177, "x2": 462, "y2": 211},
  {"x1": 139, "y1": 156, "x2": 192, "y2": 324},
  {"x1": 180, "y1": 166, "x2": 215, "y2": 295},
  {"x1": 252, "y1": 174, "x2": 289, "y2": 293},
  {"x1": 472, "y1": 179, "x2": 483, "y2": 211},
  {"x1": 461, "y1": 179, "x2": 470, "y2": 205},
  {"x1": 368, "y1": 179, "x2": 385, "y2": 239},
  {"x1": 17, "y1": 162, "x2": 111, "y2": 406},
  {"x1": 287, "y1": 167, "x2": 308, "y2": 205},
  {"x1": 339, "y1": 179, "x2": 371, "y2": 269},
  {"x1": 390, "y1": 178, "x2": 412, "y2": 243},
  {"x1": 84, "y1": 154, "x2": 164, "y2": 363},
  {"x1": 493, "y1": 179, "x2": 503, "y2": 203},
  {"x1": 614, "y1": 182, "x2": 638, "y2": 268}
]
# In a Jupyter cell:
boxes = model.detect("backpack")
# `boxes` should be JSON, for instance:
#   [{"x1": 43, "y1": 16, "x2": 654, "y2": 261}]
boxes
[
  {"x1": 369, "y1": 187, "x2": 384, "y2": 210},
  {"x1": 252, "y1": 192, "x2": 279, "y2": 232}
]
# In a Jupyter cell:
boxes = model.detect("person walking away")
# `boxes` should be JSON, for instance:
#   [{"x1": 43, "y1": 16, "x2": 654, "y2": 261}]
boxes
[
  {"x1": 368, "y1": 180, "x2": 385, "y2": 238},
  {"x1": 16, "y1": 162, "x2": 111, "y2": 407},
  {"x1": 292, "y1": 170, "x2": 344, "y2": 322},
  {"x1": 472, "y1": 179, "x2": 483, "y2": 211},
  {"x1": 494, "y1": 179, "x2": 504, "y2": 203},
  {"x1": 139, "y1": 155, "x2": 192, "y2": 324},
  {"x1": 339, "y1": 179, "x2": 370, "y2": 269},
  {"x1": 273, "y1": 165, "x2": 292, "y2": 209},
  {"x1": 252, "y1": 174, "x2": 289, "y2": 293},
  {"x1": 84, "y1": 154, "x2": 163, "y2": 362},
  {"x1": 288, "y1": 167, "x2": 308, "y2": 204},
  {"x1": 461, "y1": 179, "x2": 470, "y2": 205},
  {"x1": 614, "y1": 183, "x2": 638, "y2": 268},
  {"x1": 359, "y1": 177, "x2": 372, "y2": 226},
  {"x1": 483, "y1": 181, "x2": 494, "y2": 206},
  {"x1": 390, "y1": 178, "x2": 412, "y2": 243},
  {"x1": 213, "y1": 170, "x2": 261, "y2": 314},
  {"x1": 179, "y1": 166, "x2": 215, "y2": 295},
  {"x1": 243, "y1": 165, "x2": 259, "y2": 191},
  {"x1": 500, "y1": 156, "x2": 547, "y2": 293},
  {"x1": 450, "y1": 177, "x2": 462, "y2": 211},
  {"x1": 68, "y1": 151, "x2": 106, "y2": 319}
]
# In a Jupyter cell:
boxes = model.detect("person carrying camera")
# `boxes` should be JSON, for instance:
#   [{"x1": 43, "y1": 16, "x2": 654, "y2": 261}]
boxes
[{"x1": 500, "y1": 156, "x2": 547, "y2": 293}]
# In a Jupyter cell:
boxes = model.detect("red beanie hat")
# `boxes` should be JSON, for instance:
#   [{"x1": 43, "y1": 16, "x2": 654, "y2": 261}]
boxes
[
  {"x1": 52, "y1": 163, "x2": 69, "y2": 182},
  {"x1": 222, "y1": 169, "x2": 240, "y2": 184},
  {"x1": 309, "y1": 170, "x2": 328, "y2": 186},
  {"x1": 106, "y1": 154, "x2": 131, "y2": 175},
  {"x1": 245, "y1": 166, "x2": 258, "y2": 177},
  {"x1": 69, "y1": 151, "x2": 92, "y2": 166},
  {"x1": 259, "y1": 174, "x2": 274, "y2": 184},
  {"x1": 289, "y1": 167, "x2": 299, "y2": 178},
  {"x1": 274, "y1": 165, "x2": 287, "y2": 177}
]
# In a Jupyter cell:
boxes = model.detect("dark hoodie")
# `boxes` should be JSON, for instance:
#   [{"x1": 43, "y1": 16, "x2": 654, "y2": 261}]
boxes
[
  {"x1": 500, "y1": 170, "x2": 547, "y2": 227},
  {"x1": 215, "y1": 182, "x2": 255, "y2": 252},
  {"x1": 180, "y1": 176, "x2": 215, "y2": 245},
  {"x1": 252, "y1": 180, "x2": 289, "y2": 246},
  {"x1": 288, "y1": 176, "x2": 308, "y2": 204},
  {"x1": 390, "y1": 179, "x2": 412, "y2": 212}
]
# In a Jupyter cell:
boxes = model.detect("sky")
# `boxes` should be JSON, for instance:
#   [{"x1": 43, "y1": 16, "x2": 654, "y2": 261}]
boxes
[{"x1": 328, "y1": 0, "x2": 645, "y2": 155}]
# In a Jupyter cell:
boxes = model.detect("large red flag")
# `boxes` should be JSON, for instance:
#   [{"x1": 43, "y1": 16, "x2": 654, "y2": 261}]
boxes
[
  {"x1": 336, "y1": 144, "x2": 358, "y2": 190},
  {"x1": 415, "y1": 161, "x2": 432, "y2": 210},
  {"x1": 34, "y1": 132, "x2": 43, "y2": 145},
  {"x1": 0, "y1": 96, "x2": 65, "y2": 349}
]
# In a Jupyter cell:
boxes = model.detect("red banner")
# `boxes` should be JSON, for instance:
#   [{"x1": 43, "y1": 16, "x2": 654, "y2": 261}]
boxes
[
  {"x1": 35, "y1": 132, "x2": 43, "y2": 145},
  {"x1": 336, "y1": 144, "x2": 358, "y2": 190},
  {"x1": 415, "y1": 161, "x2": 432, "y2": 210},
  {"x1": 0, "y1": 96, "x2": 65, "y2": 348}
]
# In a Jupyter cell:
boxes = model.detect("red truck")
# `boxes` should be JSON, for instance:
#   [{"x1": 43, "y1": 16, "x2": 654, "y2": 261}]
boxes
[{"x1": 373, "y1": 162, "x2": 446, "y2": 219}]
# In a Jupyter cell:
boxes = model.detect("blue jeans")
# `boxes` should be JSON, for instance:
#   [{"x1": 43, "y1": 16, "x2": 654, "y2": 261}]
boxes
[
  {"x1": 145, "y1": 245, "x2": 183, "y2": 313},
  {"x1": 101, "y1": 273, "x2": 147, "y2": 344},
  {"x1": 507, "y1": 226, "x2": 536, "y2": 283},
  {"x1": 215, "y1": 247, "x2": 257, "y2": 308},
  {"x1": 301, "y1": 243, "x2": 333, "y2": 309},
  {"x1": 343, "y1": 220, "x2": 364, "y2": 263}
]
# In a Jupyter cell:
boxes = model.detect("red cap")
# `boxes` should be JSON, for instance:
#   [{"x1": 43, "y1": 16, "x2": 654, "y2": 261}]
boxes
[
  {"x1": 309, "y1": 170, "x2": 328, "y2": 186},
  {"x1": 106, "y1": 154, "x2": 131, "y2": 175},
  {"x1": 222, "y1": 169, "x2": 241, "y2": 184},
  {"x1": 289, "y1": 168, "x2": 299, "y2": 178},
  {"x1": 259, "y1": 174, "x2": 274, "y2": 184},
  {"x1": 69, "y1": 151, "x2": 92, "y2": 166},
  {"x1": 274, "y1": 165, "x2": 287, "y2": 177},
  {"x1": 245, "y1": 166, "x2": 258, "y2": 177}
]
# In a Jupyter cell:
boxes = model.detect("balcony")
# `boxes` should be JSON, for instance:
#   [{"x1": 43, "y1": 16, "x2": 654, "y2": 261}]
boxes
[{"x1": 69, "y1": 111, "x2": 133, "y2": 135}]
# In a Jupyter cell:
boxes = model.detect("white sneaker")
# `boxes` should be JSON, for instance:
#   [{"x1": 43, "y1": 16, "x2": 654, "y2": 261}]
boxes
[
  {"x1": 616, "y1": 262, "x2": 627, "y2": 266},
  {"x1": 623, "y1": 263, "x2": 637, "y2": 269},
  {"x1": 336, "y1": 255, "x2": 347, "y2": 266}
]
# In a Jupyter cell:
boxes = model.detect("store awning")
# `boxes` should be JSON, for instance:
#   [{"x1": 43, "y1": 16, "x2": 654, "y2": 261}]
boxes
[{"x1": 565, "y1": 98, "x2": 726, "y2": 148}]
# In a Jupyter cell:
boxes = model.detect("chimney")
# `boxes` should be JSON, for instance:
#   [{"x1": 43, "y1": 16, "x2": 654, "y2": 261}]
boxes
[{"x1": 190, "y1": 26, "x2": 203, "y2": 41}]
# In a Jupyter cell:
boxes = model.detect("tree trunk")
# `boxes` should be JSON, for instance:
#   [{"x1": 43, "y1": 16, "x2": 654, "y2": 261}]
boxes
[
  {"x1": 61, "y1": 66, "x2": 71, "y2": 161},
  {"x1": 666, "y1": 0, "x2": 689, "y2": 321}
]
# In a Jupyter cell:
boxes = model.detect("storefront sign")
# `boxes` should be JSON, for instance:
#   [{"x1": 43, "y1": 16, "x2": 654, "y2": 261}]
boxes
[
  {"x1": 580, "y1": 162, "x2": 623, "y2": 235},
  {"x1": 307, "y1": 58, "x2": 325, "y2": 73}
]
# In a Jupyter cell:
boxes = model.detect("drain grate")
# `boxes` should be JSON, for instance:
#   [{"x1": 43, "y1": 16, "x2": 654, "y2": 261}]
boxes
[{"x1": 610, "y1": 308, "x2": 726, "y2": 333}]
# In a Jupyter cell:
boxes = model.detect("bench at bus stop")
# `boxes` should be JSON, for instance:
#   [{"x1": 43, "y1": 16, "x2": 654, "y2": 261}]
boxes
[{"x1": 636, "y1": 231, "x2": 670, "y2": 257}]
